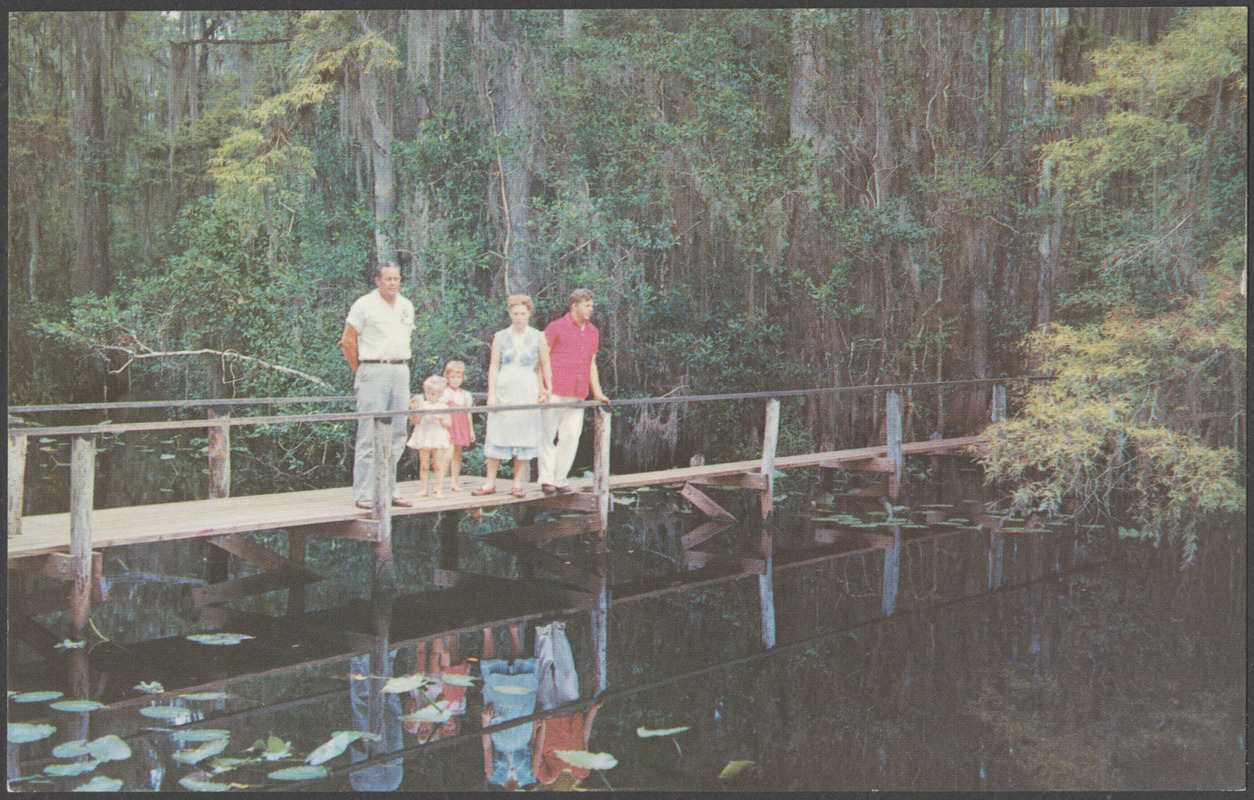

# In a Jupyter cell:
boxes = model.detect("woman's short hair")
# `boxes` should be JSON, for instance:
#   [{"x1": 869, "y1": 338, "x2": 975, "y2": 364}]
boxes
[
  {"x1": 506, "y1": 294, "x2": 533, "y2": 312},
  {"x1": 568, "y1": 288, "x2": 594, "y2": 306},
  {"x1": 423, "y1": 374, "x2": 449, "y2": 394}
]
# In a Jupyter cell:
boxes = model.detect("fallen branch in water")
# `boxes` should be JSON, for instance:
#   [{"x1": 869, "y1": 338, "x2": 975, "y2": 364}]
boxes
[{"x1": 99, "y1": 343, "x2": 336, "y2": 391}]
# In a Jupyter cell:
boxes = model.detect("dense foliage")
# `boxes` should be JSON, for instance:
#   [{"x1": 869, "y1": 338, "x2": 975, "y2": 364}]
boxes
[{"x1": 7, "y1": 9, "x2": 1246, "y2": 560}]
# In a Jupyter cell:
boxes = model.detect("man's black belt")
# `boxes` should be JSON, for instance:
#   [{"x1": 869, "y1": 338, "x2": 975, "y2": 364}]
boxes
[{"x1": 359, "y1": 359, "x2": 409, "y2": 364}]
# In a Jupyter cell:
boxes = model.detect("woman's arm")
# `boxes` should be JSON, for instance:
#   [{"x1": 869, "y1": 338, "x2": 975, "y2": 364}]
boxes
[
  {"x1": 537, "y1": 337, "x2": 553, "y2": 400},
  {"x1": 530, "y1": 719, "x2": 545, "y2": 775},
  {"x1": 486, "y1": 334, "x2": 502, "y2": 405},
  {"x1": 481, "y1": 705, "x2": 495, "y2": 777}
]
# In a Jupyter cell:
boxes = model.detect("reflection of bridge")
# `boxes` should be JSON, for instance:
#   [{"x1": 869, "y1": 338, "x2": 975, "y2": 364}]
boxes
[{"x1": 8, "y1": 380, "x2": 1030, "y2": 669}]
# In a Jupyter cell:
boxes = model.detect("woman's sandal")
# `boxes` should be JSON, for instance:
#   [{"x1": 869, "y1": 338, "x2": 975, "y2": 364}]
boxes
[
  {"x1": 510, "y1": 487, "x2": 526, "y2": 498},
  {"x1": 471, "y1": 485, "x2": 496, "y2": 496}
]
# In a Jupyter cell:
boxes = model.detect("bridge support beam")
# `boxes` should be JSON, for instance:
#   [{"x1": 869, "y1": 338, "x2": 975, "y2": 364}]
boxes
[
  {"x1": 757, "y1": 399, "x2": 779, "y2": 649},
  {"x1": 886, "y1": 390, "x2": 903, "y2": 499},
  {"x1": 69, "y1": 435, "x2": 96, "y2": 641},
  {"x1": 372, "y1": 416, "x2": 396, "y2": 589},
  {"x1": 881, "y1": 523, "x2": 902, "y2": 617},
  {"x1": 8, "y1": 432, "x2": 26, "y2": 537},
  {"x1": 591, "y1": 407, "x2": 611, "y2": 692}
]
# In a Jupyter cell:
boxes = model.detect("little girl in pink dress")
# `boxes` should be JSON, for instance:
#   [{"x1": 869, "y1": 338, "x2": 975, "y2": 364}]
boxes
[{"x1": 439, "y1": 360, "x2": 476, "y2": 492}]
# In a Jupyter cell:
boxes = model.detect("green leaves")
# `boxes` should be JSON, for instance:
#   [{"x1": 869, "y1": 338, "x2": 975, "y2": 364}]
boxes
[{"x1": 306, "y1": 730, "x2": 381, "y2": 766}]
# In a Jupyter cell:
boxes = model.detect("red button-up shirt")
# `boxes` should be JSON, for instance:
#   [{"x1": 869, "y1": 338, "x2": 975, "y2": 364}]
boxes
[{"x1": 545, "y1": 312, "x2": 599, "y2": 399}]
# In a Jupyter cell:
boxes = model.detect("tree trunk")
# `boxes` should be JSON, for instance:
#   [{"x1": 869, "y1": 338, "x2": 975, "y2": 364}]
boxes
[{"x1": 71, "y1": 12, "x2": 116, "y2": 298}]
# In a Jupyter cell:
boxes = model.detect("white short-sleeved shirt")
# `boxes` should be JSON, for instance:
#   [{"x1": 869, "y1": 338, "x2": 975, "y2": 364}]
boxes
[{"x1": 345, "y1": 290, "x2": 415, "y2": 361}]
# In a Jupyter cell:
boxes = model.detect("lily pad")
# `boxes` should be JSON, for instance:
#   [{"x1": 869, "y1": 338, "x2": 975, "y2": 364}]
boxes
[
  {"x1": 306, "y1": 731, "x2": 381, "y2": 766},
  {"x1": 490, "y1": 684, "x2": 532, "y2": 696},
  {"x1": 186, "y1": 633, "x2": 254, "y2": 646},
  {"x1": 178, "y1": 776, "x2": 232, "y2": 791},
  {"x1": 268, "y1": 765, "x2": 329, "y2": 781},
  {"x1": 719, "y1": 760, "x2": 757, "y2": 780},
  {"x1": 139, "y1": 705, "x2": 191, "y2": 721},
  {"x1": 54, "y1": 639, "x2": 86, "y2": 649},
  {"x1": 134, "y1": 681, "x2": 165, "y2": 695},
  {"x1": 208, "y1": 756, "x2": 256, "y2": 774},
  {"x1": 172, "y1": 729, "x2": 232, "y2": 744},
  {"x1": 399, "y1": 700, "x2": 452, "y2": 724},
  {"x1": 53, "y1": 740, "x2": 91, "y2": 759},
  {"x1": 254, "y1": 735, "x2": 292, "y2": 761},
  {"x1": 610, "y1": 494, "x2": 636, "y2": 505},
  {"x1": 50, "y1": 700, "x2": 105, "y2": 713},
  {"x1": 173, "y1": 737, "x2": 229, "y2": 765},
  {"x1": 181, "y1": 692, "x2": 229, "y2": 702},
  {"x1": 74, "y1": 776, "x2": 123, "y2": 791},
  {"x1": 12, "y1": 691, "x2": 64, "y2": 703},
  {"x1": 637, "y1": 725, "x2": 690, "y2": 738},
  {"x1": 438, "y1": 672, "x2": 476, "y2": 688},
  {"x1": 554, "y1": 750, "x2": 618, "y2": 771},
  {"x1": 44, "y1": 760, "x2": 101, "y2": 777},
  {"x1": 8, "y1": 722, "x2": 56, "y2": 743},
  {"x1": 380, "y1": 673, "x2": 429, "y2": 694},
  {"x1": 86, "y1": 734, "x2": 132, "y2": 762}
]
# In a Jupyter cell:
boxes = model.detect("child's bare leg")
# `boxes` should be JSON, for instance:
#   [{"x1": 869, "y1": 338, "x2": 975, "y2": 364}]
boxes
[
  {"x1": 432, "y1": 447, "x2": 448, "y2": 498},
  {"x1": 507, "y1": 623, "x2": 524, "y2": 659},
  {"x1": 449, "y1": 446, "x2": 464, "y2": 490},
  {"x1": 481, "y1": 627, "x2": 497, "y2": 660},
  {"x1": 416, "y1": 449, "x2": 431, "y2": 497}
]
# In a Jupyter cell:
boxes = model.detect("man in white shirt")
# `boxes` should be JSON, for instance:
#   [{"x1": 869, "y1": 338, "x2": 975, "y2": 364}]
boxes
[{"x1": 340, "y1": 261, "x2": 415, "y2": 509}]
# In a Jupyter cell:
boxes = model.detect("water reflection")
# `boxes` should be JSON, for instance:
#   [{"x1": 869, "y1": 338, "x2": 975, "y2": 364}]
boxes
[{"x1": 7, "y1": 464, "x2": 1244, "y2": 791}]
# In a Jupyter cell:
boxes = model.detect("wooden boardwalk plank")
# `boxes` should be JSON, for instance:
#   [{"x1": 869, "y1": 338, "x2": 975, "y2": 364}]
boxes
[{"x1": 8, "y1": 436, "x2": 984, "y2": 558}]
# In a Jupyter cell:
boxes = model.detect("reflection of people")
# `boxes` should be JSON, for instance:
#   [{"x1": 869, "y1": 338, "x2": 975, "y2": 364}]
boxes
[
  {"x1": 402, "y1": 635, "x2": 468, "y2": 741},
  {"x1": 407, "y1": 375, "x2": 453, "y2": 499},
  {"x1": 473, "y1": 296, "x2": 552, "y2": 499},
  {"x1": 538, "y1": 289, "x2": 608, "y2": 494},
  {"x1": 440, "y1": 361, "x2": 476, "y2": 492},
  {"x1": 348, "y1": 650, "x2": 405, "y2": 791},
  {"x1": 479, "y1": 624, "x2": 539, "y2": 790},
  {"x1": 341, "y1": 261, "x2": 415, "y2": 510},
  {"x1": 533, "y1": 621, "x2": 600, "y2": 787}
]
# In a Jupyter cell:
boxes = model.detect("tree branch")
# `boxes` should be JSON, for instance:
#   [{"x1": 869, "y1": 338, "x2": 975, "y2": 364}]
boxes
[
  {"x1": 172, "y1": 37, "x2": 293, "y2": 47},
  {"x1": 98, "y1": 345, "x2": 336, "y2": 391}
]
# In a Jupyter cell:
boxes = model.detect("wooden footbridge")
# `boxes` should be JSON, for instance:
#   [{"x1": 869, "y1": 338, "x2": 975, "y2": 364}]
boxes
[{"x1": 8, "y1": 379, "x2": 1028, "y2": 674}]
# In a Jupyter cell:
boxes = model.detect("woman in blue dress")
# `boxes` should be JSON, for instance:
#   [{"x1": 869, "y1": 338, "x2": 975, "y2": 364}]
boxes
[{"x1": 474, "y1": 295, "x2": 552, "y2": 498}]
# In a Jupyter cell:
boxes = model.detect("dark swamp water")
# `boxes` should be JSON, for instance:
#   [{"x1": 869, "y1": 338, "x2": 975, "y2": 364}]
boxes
[{"x1": 7, "y1": 458, "x2": 1246, "y2": 792}]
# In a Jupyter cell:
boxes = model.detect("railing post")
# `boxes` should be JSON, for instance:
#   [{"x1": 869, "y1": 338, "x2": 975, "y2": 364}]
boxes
[
  {"x1": 886, "y1": 389, "x2": 903, "y2": 499},
  {"x1": 988, "y1": 528, "x2": 1005, "y2": 590},
  {"x1": 69, "y1": 435, "x2": 96, "y2": 640},
  {"x1": 372, "y1": 415, "x2": 395, "y2": 587},
  {"x1": 990, "y1": 383, "x2": 1007, "y2": 424},
  {"x1": 757, "y1": 399, "x2": 780, "y2": 649},
  {"x1": 205, "y1": 408, "x2": 232, "y2": 583},
  {"x1": 591, "y1": 406, "x2": 611, "y2": 692},
  {"x1": 8, "y1": 432, "x2": 27, "y2": 536}
]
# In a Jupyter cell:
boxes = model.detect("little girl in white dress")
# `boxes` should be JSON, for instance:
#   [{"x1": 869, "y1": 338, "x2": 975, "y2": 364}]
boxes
[{"x1": 408, "y1": 375, "x2": 453, "y2": 498}]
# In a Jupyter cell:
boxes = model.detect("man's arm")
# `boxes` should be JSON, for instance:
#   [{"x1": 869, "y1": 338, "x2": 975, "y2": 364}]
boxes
[
  {"x1": 481, "y1": 705, "x2": 495, "y2": 777},
  {"x1": 588, "y1": 359, "x2": 608, "y2": 403},
  {"x1": 530, "y1": 718, "x2": 545, "y2": 775},
  {"x1": 340, "y1": 322, "x2": 361, "y2": 373}
]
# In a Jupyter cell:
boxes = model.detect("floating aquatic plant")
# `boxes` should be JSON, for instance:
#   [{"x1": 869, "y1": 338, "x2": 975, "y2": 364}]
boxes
[
  {"x1": 267, "y1": 765, "x2": 329, "y2": 781},
  {"x1": 53, "y1": 740, "x2": 91, "y2": 758},
  {"x1": 186, "y1": 633, "x2": 254, "y2": 646},
  {"x1": 174, "y1": 737, "x2": 229, "y2": 765},
  {"x1": 139, "y1": 705, "x2": 190, "y2": 721},
  {"x1": 181, "y1": 692, "x2": 229, "y2": 702},
  {"x1": 719, "y1": 760, "x2": 757, "y2": 780},
  {"x1": 73, "y1": 775, "x2": 123, "y2": 791},
  {"x1": 399, "y1": 700, "x2": 452, "y2": 724},
  {"x1": 134, "y1": 681, "x2": 165, "y2": 694},
  {"x1": 8, "y1": 722, "x2": 56, "y2": 743},
  {"x1": 172, "y1": 729, "x2": 231, "y2": 744},
  {"x1": 380, "y1": 673, "x2": 430, "y2": 694},
  {"x1": 637, "y1": 725, "x2": 690, "y2": 757},
  {"x1": 555, "y1": 750, "x2": 617, "y2": 789},
  {"x1": 12, "y1": 691, "x2": 64, "y2": 703},
  {"x1": 249, "y1": 735, "x2": 293, "y2": 761},
  {"x1": 50, "y1": 700, "x2": 105, "y2": 713},
  {"x1": 86, "y1": 735, "x2": 132, "y2": 762},
  {"x1": 54, "y1": 639, "x2": 86, "y2": 649},
  {"x1": 306, "y1": 731, "x2": 382, "y2": 766},
  {"x1": 44, "y1": 760, "x2": 100, "y2": 777},
  {"x1": 178, "y1": 775, "x2": 232, "y2": 791}
]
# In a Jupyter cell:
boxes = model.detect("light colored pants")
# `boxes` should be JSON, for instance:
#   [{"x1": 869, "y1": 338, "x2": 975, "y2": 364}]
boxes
[
  {"x1": 534, "y1": 621, "x2": 579, "y2": 711},
  {"x1": 352, "y1": 363, "x2": 410, "y2": 503},
  {"x1": 537, "y1": 397, "x2": 585, "y2": 487}
]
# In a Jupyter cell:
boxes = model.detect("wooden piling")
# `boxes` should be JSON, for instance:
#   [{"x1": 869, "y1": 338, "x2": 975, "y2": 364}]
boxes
[
  {"x1": 372, "y1": 416, "x2": 395, "y2": 587},
  {"x1": 988, "y1": 529, "x2": 1005, "y2": 590},
  {"x1": 886, "y1": 390, "x2": 903, "y2": 499},
  {"x1": 592, "y1": 407, "x2": 611, "y2": 690},
  {"x1": 8, "y1": 432, "x2": 27, "y2": 536},
  {"x1": 287, "y1": 530, "x2": 307, "y2": 616},
  {"x1": 205, "y1": 409, "x2": 232, "y2": 582},
  {"x1": 881, "y1": 524, "x2": 901, "y2": 616},
  {"x1": 757, "y1": 399, "x2": 780, "y2": 649},
  {"x1": 69, "y1": 435, "x2": 96, "y2": 639},
  {"x1": 990, "y1": 383, "x2": 1007, "y2": 424}
]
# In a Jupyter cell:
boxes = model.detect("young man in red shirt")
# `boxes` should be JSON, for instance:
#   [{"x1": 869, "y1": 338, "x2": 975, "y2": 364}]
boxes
[{"x1": 538, "y1": 288, "x2": 609, "y2": 493}]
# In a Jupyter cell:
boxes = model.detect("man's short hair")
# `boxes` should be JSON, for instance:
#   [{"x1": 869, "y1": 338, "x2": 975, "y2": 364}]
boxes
[
  {"x1": 568, "y1": 288, "x2": 594, "y2": 306},
  {"x1": 373, "y1": 260, "x2": 400, "y2": 279}
]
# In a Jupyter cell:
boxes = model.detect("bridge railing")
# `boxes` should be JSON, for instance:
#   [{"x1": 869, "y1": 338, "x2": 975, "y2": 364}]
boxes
[{"x1": 7, "y1": 376, "x2": 1048, "y2": 532}]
